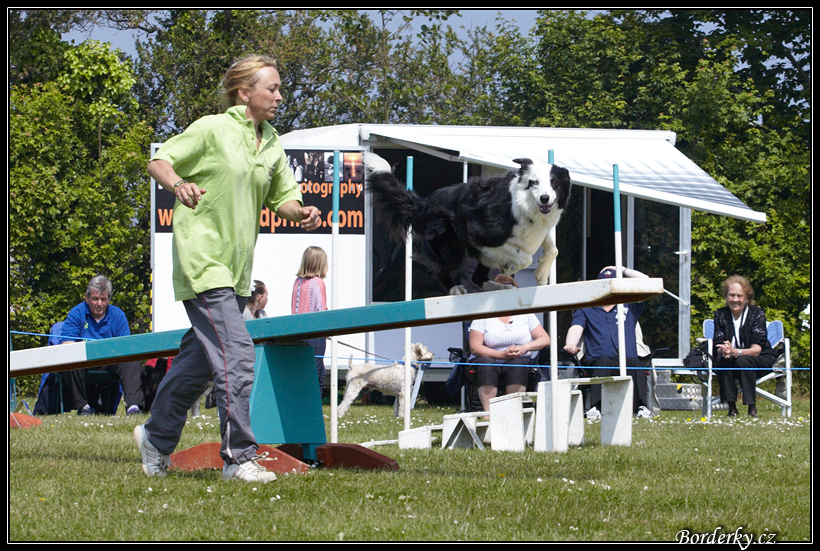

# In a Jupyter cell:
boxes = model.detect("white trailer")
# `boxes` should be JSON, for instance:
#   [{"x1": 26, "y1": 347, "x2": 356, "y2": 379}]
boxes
[{"x1": 150, "y1": 124, "x2": 765, "y2": 403}]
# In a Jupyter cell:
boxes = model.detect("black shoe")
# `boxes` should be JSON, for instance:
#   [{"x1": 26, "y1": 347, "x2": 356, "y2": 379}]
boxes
[
  {"x1": 727, "y1": 401, "x2": 738, "y2": 417},
  {"x1": 748, "y1": 404, "x2": 758, "y2": 417}
]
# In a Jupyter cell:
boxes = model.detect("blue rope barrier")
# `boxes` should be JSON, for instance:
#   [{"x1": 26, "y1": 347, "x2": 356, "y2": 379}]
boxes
[
  {"x1": 10, "y1": 331, "x2": 808, "y2": 372},
  {"x1": 10, "y1": 331, "x2": 96, "y2": 341},
  {"x1": 317, "y1": 355, "x2": 809, "y2": 371}
]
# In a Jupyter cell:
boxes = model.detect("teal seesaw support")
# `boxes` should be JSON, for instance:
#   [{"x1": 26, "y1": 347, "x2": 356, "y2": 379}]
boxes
[{"x1": 248, "y1": 344, "x2": 327, "y2": 461}]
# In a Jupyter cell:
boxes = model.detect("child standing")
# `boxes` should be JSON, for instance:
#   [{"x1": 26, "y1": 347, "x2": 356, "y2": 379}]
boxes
[{"x1": 291, "y1": 246, "x2": 329, "y2": 384}]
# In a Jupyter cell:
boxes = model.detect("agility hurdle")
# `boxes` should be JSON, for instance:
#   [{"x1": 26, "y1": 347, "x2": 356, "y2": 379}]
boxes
[
  {"x1": 400, "y1": 377, "x2": 631, "y2": 453},
  {"x1": 10, "y1": 277, "x2": 662, "y2": 467}
]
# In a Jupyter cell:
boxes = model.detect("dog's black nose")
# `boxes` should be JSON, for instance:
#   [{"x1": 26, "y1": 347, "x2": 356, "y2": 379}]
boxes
[{"x1": 540, "y1": 194, "x2": 550, "y2": 204}]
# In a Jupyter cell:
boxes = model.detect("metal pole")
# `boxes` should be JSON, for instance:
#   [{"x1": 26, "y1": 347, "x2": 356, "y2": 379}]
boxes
[
  {"x1": 330, "y1": 151, "x2": 341, "y2": 443},
  {"x1": 548, "y1": 150, "x2": 558, "y2": 384},
  {"x1": 404, "y1": 157, "x2": 414, "y2": 429},
  {"x1": 613, "y1": 164, "x2": 626, "y2": 377}
]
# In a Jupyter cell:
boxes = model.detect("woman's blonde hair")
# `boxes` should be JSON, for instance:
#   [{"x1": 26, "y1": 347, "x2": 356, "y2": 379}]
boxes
[
  {"x1": 296, "y1": 246, "x2": 328, "y2": 279},
  {"x1": 722, "y1": 274, "x2": 756, "y2": 306},
  {"x1": 218, "y1": 54, "x2": 279, "y2": 112}
]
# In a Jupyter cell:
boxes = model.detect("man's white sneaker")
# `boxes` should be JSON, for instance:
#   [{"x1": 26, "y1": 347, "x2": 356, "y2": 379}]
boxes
[
  {"x1": 636, "y1": 406, "x2": 653, "y2": 419},
  {"x1": 223, "y1": 454, "x2": 277, "y2": 483},
  {"x1": 134, "y1": 424, "x2": 171, "y2": 477}
]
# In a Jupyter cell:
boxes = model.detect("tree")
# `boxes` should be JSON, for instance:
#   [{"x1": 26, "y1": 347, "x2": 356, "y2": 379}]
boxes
[
  {"x1": 616, "y1": 9, "x2": 812, "y2": 142},
  {"x1": 9, "y1": 42, "x2": 153, "y2": 364},
  {"x1": 131, "y1": 9, "x2": 470, "y2": 136},
  {"x1": 9, "y1": 8, "x2": 809, "y2": 376},
  {"x1": 9, "y1": 9, "x2": 78, "y2": 86},
  {"x1": 616, "y1": 10, "x2": 811, "y2": 367}
]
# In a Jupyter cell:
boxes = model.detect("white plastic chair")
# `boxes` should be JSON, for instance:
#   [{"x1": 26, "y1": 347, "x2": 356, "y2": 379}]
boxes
[{"x1": 702, "y1": 319, "x2": 792, "y2": 418}]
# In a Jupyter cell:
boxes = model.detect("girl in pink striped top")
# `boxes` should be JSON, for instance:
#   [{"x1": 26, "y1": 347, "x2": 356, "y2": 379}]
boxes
[{"x1": 292, "y1": 246, "x2": 329, "y2": 384}]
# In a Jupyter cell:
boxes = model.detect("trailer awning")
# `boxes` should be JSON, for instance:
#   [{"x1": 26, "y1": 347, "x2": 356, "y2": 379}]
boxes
[
  {"x1": 281, "y1": 124, "x2": 765, "y2": 223},
  {"x1": 360, "y1": 125, "x2": 766, "y2": 223}
]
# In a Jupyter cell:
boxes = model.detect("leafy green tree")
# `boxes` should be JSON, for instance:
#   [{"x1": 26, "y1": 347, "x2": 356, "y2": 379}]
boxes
[
  {"x1": 9, "y1": 9, "x2": 809, "y2": 386},
  {"x1": 615, "y1": 11, "x2": 811, "y2": 367},
  {"x1": 131, "y1": 9, "x2": 471, "y2": 136},
  {"x1": 9, "y1": 41, "x2": 152, "y2": 367},
  {"x1": 461, "y1": 10, "x2": 809, "y2": 368},
  {"x1": 616, "y1": 9, "x2": 811, "y2": 142},
  {"x1": 9, "y1": 9, "x2": 77, "y2": 85}
]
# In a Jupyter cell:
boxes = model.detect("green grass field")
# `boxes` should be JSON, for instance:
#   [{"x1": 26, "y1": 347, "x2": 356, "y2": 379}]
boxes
[{"x1": 9, "y1": 397, "x2": 811, "y2": 542}]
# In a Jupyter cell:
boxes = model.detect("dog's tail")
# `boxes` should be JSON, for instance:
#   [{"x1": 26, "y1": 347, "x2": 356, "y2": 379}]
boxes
[{"x1": 365, "y1": 152, "x2": 425, "y2": 243}]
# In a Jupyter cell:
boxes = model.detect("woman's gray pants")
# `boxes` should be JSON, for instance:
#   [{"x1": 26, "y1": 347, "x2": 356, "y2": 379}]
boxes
[{"x1": 145, "y1": 288, "x2": 258, "y2": 464}]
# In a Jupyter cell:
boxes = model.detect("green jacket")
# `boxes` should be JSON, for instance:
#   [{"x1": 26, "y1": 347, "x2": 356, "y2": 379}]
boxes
[{"x1": 154, "y1": 106, "x2": 302, "y2": 301}]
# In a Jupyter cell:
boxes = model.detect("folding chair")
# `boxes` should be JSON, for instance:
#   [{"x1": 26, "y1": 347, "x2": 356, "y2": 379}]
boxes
[
  {"x1": 702, "y1": 319, "x2": 792, "y2": 418},
  {"x1": 447, "y1": 320, "x2": 553, "y2": 413},
  {"x1": 32, "y1": 321, "x2": 124, "y2": 415}
]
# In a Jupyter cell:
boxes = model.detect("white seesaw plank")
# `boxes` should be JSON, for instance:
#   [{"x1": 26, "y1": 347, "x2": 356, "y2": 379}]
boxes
[{"x1": 10, "y1": 278, "x2": 663, "y2": 377}]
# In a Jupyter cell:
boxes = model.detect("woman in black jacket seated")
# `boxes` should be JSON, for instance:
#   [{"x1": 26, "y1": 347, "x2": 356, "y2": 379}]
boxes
[{"x1": 712, "y1": 275, "x2": 778, "y2": 417}]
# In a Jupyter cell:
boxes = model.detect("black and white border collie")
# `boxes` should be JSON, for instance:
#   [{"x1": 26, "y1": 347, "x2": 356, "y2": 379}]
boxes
[{"x1": 365, "y1": 153, "x2": 572, "y2": 294}]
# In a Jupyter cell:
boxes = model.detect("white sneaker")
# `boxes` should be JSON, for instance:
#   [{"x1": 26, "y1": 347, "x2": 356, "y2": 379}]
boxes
[
  {"x1": 223, "y1": 454, "x2": 277, "y2": 483},
  {"x1": 134, "y1": 424, "x2": 171, "y2": 477},
  {"x1": 585, "y1": 406, "x2": 601, "y2": 420},
  {"x1": 636, "y1": 406, "x2": 652, "y2": 419}
]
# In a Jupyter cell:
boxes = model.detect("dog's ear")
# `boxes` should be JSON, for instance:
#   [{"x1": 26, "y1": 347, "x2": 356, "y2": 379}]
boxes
[
  {"x1": 550, "y1": 165, "x2": 570, "y2": 184},
  {"x1": 513, "y1": 158, "x2": 533, "y2": 174},
  {"x1": 550, "y1": 165, "x2": 572, "y2": 190},
  {"x1": 550, "y1": 165, "x2": 572, "y2": 208}
]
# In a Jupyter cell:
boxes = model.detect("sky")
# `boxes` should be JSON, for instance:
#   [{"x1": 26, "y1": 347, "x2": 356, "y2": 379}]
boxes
[
  {"x1": 458, "y1": 9, "x2": 540, "y2": 31},
  {"x1": 63, "y1": 9, "x2": 542, "y2": 55}
]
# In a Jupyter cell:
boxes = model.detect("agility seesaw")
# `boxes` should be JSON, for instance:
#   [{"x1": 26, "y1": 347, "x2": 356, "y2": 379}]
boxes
[{"x1": 10, "y1": 277, "x2": 663, "y2": 469}]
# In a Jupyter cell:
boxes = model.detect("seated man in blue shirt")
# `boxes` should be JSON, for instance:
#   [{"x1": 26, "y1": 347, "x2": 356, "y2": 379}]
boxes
[
  {"x1": 563, "y1": 266, "x2": 652, "y2": 416},
  {"x1": 60, "y1": 275, "x2": 144, "y2": 415}
]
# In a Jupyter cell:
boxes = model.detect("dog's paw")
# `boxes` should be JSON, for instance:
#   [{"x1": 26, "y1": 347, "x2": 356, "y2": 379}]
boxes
[
  {"x1": 534, "y1": 250, "x2": 557, "y2": 285},
  {"x1": 448, "y1": 285, "x2": 469, "y2": 295},
  {"x1": 533, "y1": 269, "x2": 552, "y2": 286}
]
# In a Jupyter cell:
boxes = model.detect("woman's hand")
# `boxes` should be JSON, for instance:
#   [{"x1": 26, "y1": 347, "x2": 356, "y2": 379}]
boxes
[
  {"x1": 502, "y1": 345, "x2": 525, "y2": 358},
  {"x1": 297, "y1": 205, "x2": 322, "y2": 231},
  {"x1": 716, "y1": 341, "x2": 735, "y2": 359},
  {"x1": 278, "y1": 201, "x2": 322, "y2": 231},
  {"x1": 147, "y1": 159, "x2": 206, "y2": 210},
  {"x1": 174, "y1": 181, "x2": 206, "y2": 209}
]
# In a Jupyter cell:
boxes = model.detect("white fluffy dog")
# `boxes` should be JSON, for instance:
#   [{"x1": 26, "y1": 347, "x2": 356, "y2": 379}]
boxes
[{"x1": 337, "y1": 343, "x2": 435, "y2": 418}]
